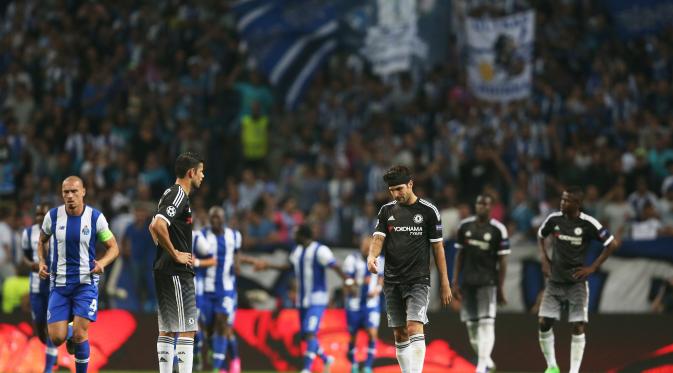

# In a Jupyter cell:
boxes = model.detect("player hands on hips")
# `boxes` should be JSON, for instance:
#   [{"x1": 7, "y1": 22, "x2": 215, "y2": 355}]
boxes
[
  {"x1": 453, "y1": 194, "x2": 510, "y2": 373},
  {"x1": 367, "y1": 165, "x2": 452, "y2": 373},
  {"x1": 537, "y1": 186, "x2": 618, "y2": 373},
  {"x1": 38, "y1": 176, "x2": 120, "y2": 373},
  {"x1": 149, "y1": 152, "x2": 205, "y2": 373}
]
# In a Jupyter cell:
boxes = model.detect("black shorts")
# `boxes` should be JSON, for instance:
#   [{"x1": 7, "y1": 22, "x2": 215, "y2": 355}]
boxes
[{"x1": 154, "y1": 271, "x2": 197, "y2": 332}]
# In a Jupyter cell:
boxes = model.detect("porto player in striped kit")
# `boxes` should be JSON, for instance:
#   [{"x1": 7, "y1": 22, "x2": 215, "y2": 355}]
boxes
[{"x1": 37, "y1": 176, "x2": 120, "y2": 373}]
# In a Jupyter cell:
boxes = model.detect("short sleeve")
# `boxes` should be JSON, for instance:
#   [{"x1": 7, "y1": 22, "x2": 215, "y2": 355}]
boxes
[
  {"x1": 235, "y1": 230, "x2": 242, "y2": 251},
  {"x1": 537, "y1": 213, "x2": 557, "y2": 239},
  {"x1": 96, "y1": 213, "x2": 110, "y2": 233},
  {"x1": 423, "y1": 201, "x2": 443, "y2": 243},
  {"x1": 316, "y1": 245, "x2": 336, "y2": 267},
  {"x1": 343, "y1": 255, "x2": 355, "y2": 276},
  {"x1": 373, "y1": 204, "x2": 389, "y2": 238},
  {"x1": 41, "y1": 211, "x2": 53, "y2": 236},
  {"x1": 582, "y1": 213, "x2": 615, "y2": 247},
  {"x1": 156, "y1": 186, "x2": 187, "y2": 226},
  {"x1": 21, "y1": 229, "x2": 31, "y2": 258},
  {"x1": 455, "y1": 223, "x2": 465, "y2": 250},
  {"x1": 194, "y1": 232, "x2": 214, "y2": 257},
  {"x1": 491, "y1": 219, "x2": 510, "y2": 255}
]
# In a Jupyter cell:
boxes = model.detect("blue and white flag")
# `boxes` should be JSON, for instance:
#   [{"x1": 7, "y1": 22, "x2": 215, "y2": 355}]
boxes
[
  {"x1": 232, "y1": 0, "x2": 358, "y2": 109},
  {"x1": 466, "y1": 11, "x2": 535, "y2": 102}
]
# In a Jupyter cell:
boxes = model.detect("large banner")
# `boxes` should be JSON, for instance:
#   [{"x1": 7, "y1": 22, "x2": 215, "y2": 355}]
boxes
[{"x1": 466, "y1": 11, "x2": 535, "y2": 102}]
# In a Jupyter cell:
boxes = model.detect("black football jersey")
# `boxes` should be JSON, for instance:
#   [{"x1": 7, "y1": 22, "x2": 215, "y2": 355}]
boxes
[
  {"x1": 153, "y1": 184, "x2": 194, "y2": 275},
  {"x1": 374, "y1": 198, "x2": 443, "y2": 285},
  {"x1": 455, "y1": 216, "x2": 510, "y2": 286},
  {"x1": 538, "y1": 211, "x2": 614, "y2": 284}
]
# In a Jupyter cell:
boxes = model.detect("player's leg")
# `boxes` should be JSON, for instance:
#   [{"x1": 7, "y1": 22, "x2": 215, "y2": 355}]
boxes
[
  {"x1": 155, "y1": 272, "x2": 180, "y2": 373},
  {"x1": 475, "y1": 286, "x2": 497, "y2": 373},
  {"x1": 71, "y1": 281, "x2": 101, "y2": 373},
  {"x1": 403, "y1": 283, "x2": 430, "y2": 373},
  {"x1": 538, "y1": 283, "x2": 562, "y2": 373},
  {"x1": 47, "y1": 287, "x2": 73, "y2": 346},
  {"x1": 363, "y1": 309, "x2": 380, "y2": 373},
  {"x1": 174, "y1": 273, "x2": 198, "y2": 373},
  {"x1": 568, "y1": 282, "x2": 589, "y2": 373},
  {"x1": 383, "y1": 283, "x2": 411, "y2": 373},
  {"x1": 225, "y1": 296, "x2": 240, "y2": 373},
  {"x1": 31, "y1": 293, "x2": 58, "y2": 373},
  {"x1": 212, "y1": 312, "x2": 230, "y2": 372},
  {"x1": 460, "y1": 286, "x2": 480, "y2": 363},
  {"x1": 346, "y1": 310, "x2": 362, "y2": 373}
]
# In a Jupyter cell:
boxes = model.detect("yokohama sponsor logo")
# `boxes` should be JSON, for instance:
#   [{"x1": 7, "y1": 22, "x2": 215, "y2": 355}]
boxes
[{"x1": 393, "y1": 226, "x2": 423, "y2": 232}]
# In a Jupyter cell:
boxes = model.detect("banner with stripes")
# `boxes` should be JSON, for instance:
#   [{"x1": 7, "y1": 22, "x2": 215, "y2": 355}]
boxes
[{"x1": 232, "y1": 0, "x2": 358, "y2": 109}]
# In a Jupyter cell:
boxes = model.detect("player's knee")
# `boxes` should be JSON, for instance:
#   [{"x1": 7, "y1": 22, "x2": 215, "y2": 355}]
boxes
[
  {"x1": 72, "y1": 327, "x2": 88, "y2": 343},
  {"x1": 393, "y1": 327, "x2": 408, "y2": 342},
  {"x1": 50, "y1": 334, "x2": 66, "y2": 346},
  {"x1": 538, "y1": 317, "x2": 554, "y2": 332}
]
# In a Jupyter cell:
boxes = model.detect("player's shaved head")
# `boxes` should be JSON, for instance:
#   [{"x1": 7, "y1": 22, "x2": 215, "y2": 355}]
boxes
[
  {"x1": 208, "y1": 206, "x2": 225, "y2": 218},
  {"x1": 62, "y1": 175, "x2": 84, "y2": 188}
]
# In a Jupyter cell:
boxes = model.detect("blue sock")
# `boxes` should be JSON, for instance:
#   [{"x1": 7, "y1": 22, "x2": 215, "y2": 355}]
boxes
[
  {"x1": 303, "y1": 338, "x2": 319, "y2": 371},
  {"x1": 228, "y1": 335, "x2": 239, "y2": 359},
  {"x1": 317, "y1": 345, "x2": 329, "y2": 362},
  {"x1": 67, "y1": 324, "x2": 73, "y2": 339},
  {"x1": 194, "y1": 331, "x2": 202, "y2": 359},
  {"x1": 365, "y1": 338, "x2": 376, "y2": 368},
  {"x1": 74, "y1": 340, "x2": 90, "y2": 373},
  {"x1": 212, "y1": 335, "x2": 228, "y2": 369},
  {"x1": 44, "y1": 338, "x2": 58, "y2": 373},
  {"x1": 347, "y1": 340, "x2": 356, "y2": 365}
]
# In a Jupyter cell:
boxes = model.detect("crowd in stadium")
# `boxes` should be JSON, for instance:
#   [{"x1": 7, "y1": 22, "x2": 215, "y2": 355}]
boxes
[{"x1": 1, "y1": 0, "x2": 673, "y2": 305}]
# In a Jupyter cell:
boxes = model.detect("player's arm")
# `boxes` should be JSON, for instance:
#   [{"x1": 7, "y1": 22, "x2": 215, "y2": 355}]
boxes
[
  {"x1": 574, "y1": 231, "x2": 618, "y2": 280},
  {"x1": 368, "y1": 205, "x2": 389, "y2": 273},
  {"x1": 427, "y1": 206, "x2": 452, "y2": 306},
  {"x1": 432, "y1": 240, "x2": 453, "y2": 306},
  {"x1": 92, "y1": 233, "x2": 120, "y2": 274},
  {"x1": 496, "y1": 223, "x2": 511, "y2": 305},
  {"x1": 20, "y1": 230, "x2": 38, "y2": 272},
  {"x1": 38, "y1": 214, "x2": 54, "y2": 279},
  {"x1": 149, "y1": 217, "x2": 192, "y2": 265},
  {"x1": 452, "y1": 224, "x2": 465, "y2": 301},
  {"x1": 537, "y1": 216, "x2": 554, "y2": 278}
]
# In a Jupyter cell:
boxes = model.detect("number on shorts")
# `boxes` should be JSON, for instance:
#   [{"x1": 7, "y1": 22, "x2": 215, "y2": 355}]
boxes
[
  {"x1": 308, "y1": 316, "x2": 318, "y2": 331},
  {"x1": 89, "y1": 299, "x2": 97, "y2": 312},
  {"x1": 222, "y1": 297, "x2": 233, "y2": 310}
]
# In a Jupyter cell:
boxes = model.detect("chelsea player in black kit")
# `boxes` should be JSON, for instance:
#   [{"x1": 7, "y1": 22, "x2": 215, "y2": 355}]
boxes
[
  {"x1": 367, "y1": 165, "x2": 452, "y2": 373},
  {"x1": 537, "y1": 186, "x2": 618, "y2": 373},
  {"x1": 453, "y1": 194, "x2": 509, "y2": 373},
  {"x1": 149, "y1": 152, "x2": 204, "y2": 373}
]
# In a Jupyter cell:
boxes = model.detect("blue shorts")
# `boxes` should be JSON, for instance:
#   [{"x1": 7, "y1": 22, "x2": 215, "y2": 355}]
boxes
[
  {"x1": 48, "y1": 283, "x2": 99, "y2": 323},
  {"x1": 30, "y1": 292, "x2": 50, "y2": 324},
  {"x1": 199, "y1": 292, "x2": 237, "y2": 327},
  {"x1": 347, "y1": 308, "x2": 381, "y2": 334},
  {"x1": 299, "y1": 306, "x2": 326, "y2": 335}
]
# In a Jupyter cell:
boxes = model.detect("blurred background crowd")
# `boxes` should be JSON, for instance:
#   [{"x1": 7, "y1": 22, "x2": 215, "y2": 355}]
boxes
[{"x1": 1, "y1": 0, "x2": 673, "y2": 313}]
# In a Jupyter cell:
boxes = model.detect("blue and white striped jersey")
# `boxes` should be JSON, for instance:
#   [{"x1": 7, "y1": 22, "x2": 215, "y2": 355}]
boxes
[
  {"x1": 193, "y1": 229, "x2": 215, "y2": 297},
  {"x1": 41, "y1": 205, "x2": 110, "y2": 287},
  {"x1": 290, "y1": 241, "x2": 336, "y2": 308},
  {"x1": 343, "y1": 254, "x2": 383, "y2": 311},
  {"x1": 22, "y1": 224, "x2": 49, "y2": 294},
  {"x1": 203, "y1": 226, "x2": 241, "y2": 295}
]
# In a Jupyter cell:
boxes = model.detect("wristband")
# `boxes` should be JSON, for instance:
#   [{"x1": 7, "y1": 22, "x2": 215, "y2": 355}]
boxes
[
  {"x1": 194, "y1": 258, "x2": 201, "y2": 267},
  {"x1": 345, "y1": 278, "x2": 355, "y2": 286}
]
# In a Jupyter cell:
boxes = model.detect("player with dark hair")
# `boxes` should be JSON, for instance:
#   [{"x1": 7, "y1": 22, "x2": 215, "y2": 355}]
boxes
[
  {"x1": 149, "y1": 152, "x2": 204, "y2": 373},
  {"x1": 257, "y1": 223, "x2": 351, "y2": 373},
  {"x1": 368, "y1": 165, "x2": 452, "y2": 373},
  {"x1": 22, "y1": 203, "x2": 66, "y2": 373},
  {"x1": 37, "y1": 176, "x2": 120, "y2": 373},
  {"x1": 537, "y1": 186, "x2": 618, "y2": 373},
  {"x1": 453, "y1": 194, "x2": 509, "y2": 373}
]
